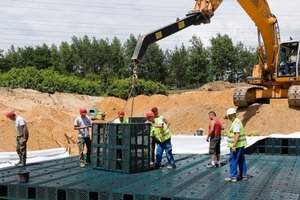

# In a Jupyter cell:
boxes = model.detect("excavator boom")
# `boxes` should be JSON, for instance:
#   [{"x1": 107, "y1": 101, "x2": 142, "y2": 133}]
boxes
[
  {"x1": 132, "y1": 0, "x2": 223, "y2": 64},
  {"x1": 236, "y1": 0, "x2": 279, "y2": 76},
  {"x1": 132, "y1": 13, "x2": 206, "y2": 63}
]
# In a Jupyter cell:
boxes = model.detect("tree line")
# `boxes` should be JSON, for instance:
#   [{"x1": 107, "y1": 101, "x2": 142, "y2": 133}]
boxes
[{"x1": 0, "y1": 33, "x2": 257, "y2": 98}]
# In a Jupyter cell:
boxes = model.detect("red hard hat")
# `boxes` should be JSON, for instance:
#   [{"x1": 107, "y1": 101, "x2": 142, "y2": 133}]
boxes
[
  {"x1": 79, "y1": 108, "x2": 87, "y2": 115},
  {"x1": 5, "y1": 111, "x2": 15, "y2": 118},
  {"x1": 118, "y1": 110, "x2": 125, "y2": 117},
  {"x1": 146, "y1": 112, "x2": 154, "y2": 118},
  {"x1": 151, "y1": 107, "x2": 158, "y2": 113}
]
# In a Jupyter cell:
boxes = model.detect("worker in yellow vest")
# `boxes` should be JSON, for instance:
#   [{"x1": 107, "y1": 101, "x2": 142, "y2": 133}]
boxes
[
  {"x1": 146, "y1": 111, "x2": 176, "y2": 169},
  {"x1": 113, "y1": 110, "x2": 128, "y2": 123},
  {"x1": 225, "y1": 108, "x2": 248, "y2": 183},
  {"x1": 150, "y1": 107, "x2": 170, "y2": 164}
]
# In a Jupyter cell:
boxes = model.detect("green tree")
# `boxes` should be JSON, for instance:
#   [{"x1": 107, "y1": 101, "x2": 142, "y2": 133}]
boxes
[
  {"x1": 187, "y1": 35, "x2": 211, "y2": 86},
  {"x1": 123, "y1": 34, "x2": 138, "y2": 79},
  {"x1": 32, "y1": 44, "x2": 52, "y2": 70},
  {"x1": 70, "y1": 36, "x2": 92, "y2": 77},
  {"x1": 59, "y1": 42, "x2": 76, "y2": 75},
  {"x1": 0, "y1": 49, "x2": 6, "y2": 73},
  {"x1": 138, "y1": 43, "x2": 166, "y2": 83},
  {"x1": 4, "y1": 45, "x2": 22, "y2": 70},
  {"x1": 209, "y1": 33, "x2": 236, "y2": 81},
  {"x1": 234, "y1": 42, "x2": 257, "y2": 82},
  {"x1": 49, "y1": 44, "x2": 62, "y2": 73},
  {"x1": 109, "y1": 37, "x2": 128, "y2": 78},
  {"x1": 167, "y1": 44, "x2": 189, "y2": 89}
]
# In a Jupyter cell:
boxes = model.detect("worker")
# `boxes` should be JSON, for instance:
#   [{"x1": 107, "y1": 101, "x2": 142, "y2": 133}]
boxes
[
  {"x1": 6, "y1": 111, "x2": 29, "y2": 167},
  {"x1": 146, "y1": 111, "x2": 176, "y2": 169},
  {"x1": 206, "y1": 111, "x2": 223, "y2": 168},
  {"x1": 113, "y1": 110, "x2": 128, "y2": 152},
  {"x1": 289, "y1": 50, "x2": 298, "y2": 75},
  {"x1": 113, "y1": 110, "x2": 128, "y2": 123},
  {"x1": 74, "y1": 108, "x2": 93, "y2": 168},
  {"x1": 225, "y1": 108, "x2": 248, "y2": 182},
  {"x1": 151, "y1": 107, "x2": 170, "y2": 127},
  {"x1": 150, "y1": 107, "x2": 170, "y2": 164}
]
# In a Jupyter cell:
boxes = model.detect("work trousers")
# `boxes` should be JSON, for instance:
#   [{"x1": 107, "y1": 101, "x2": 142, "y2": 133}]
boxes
[
  {"x1": 16, "y1": 136, "x2": 27, "y2": 164},
  {"x1": 151, "y1": 137, "x2": 157, "y2": 163},
  {"x1": 78, "y1": 137, "x2": 91, "y2": 163},
  {"x1": 156, "y1": 139, "x2": 176, "y2": 167},
  {"x1": 229, "y1": 147, "x2": 247, "y2": 178}
]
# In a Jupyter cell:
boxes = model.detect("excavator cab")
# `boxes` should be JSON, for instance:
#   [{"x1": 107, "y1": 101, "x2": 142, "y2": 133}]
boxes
[{"x1": 277, "y1": 41, "x2": 299, "y2": 78}]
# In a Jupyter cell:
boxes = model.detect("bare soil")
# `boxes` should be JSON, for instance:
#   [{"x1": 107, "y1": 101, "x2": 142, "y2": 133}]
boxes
[{"x1": 1, "y1": 81, "x2": 299, "y2": 155}]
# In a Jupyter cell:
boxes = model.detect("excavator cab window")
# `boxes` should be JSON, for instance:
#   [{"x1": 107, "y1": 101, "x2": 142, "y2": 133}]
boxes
[{"x1": 277, "y1": 41, "x2": 299, "y2": 77}]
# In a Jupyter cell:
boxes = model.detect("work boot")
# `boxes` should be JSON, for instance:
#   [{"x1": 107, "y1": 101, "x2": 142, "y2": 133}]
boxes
[
  {"x1": 80, "y1": 162, "x2": 85, "y2": 168},
  {"x1": 17, "y1": 162, "x2": 26, "y2": 167},
  {"x1": 206, "y1": 164, "x2": 216, "y2": 168},
  {"x1": 224, "y1": 177, "x2": 237, "y2": 183},
  {"x1": 167, "y1": 165, "x2": 176, "y2": 169},
  {"x1": 238, "y1": 175, "x2": 249, "y2": 181}
]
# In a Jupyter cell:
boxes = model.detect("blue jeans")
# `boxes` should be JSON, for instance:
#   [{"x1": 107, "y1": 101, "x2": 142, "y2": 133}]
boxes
[
  {"x1": 156, "y1": 139, "x2": 176, "y2": 167},
  {"x1": 229, "y1": 147, "x2": 247, "y2": 178}
]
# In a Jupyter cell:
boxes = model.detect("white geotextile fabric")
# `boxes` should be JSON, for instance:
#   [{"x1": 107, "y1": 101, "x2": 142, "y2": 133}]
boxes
[
  {"x1": 0, "y1": 148, "x2": 70, "y2": 169},
  {"x1": 1, "y1": 132, "x2": 299, "y2": 169},
  {"x1": 171, "y1": 132, "x2": 300, "y2": 155}
]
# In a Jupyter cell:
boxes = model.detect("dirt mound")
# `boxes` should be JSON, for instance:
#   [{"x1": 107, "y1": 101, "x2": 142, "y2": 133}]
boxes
[
  {"x1": 198, "y1": 81, "x2": 251, "y2": 91},
  {"x1": 0, "y1": 83, "x2": 299, "y2": 155}
]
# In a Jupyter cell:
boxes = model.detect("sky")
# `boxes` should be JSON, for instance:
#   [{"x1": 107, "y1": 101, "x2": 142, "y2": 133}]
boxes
[{"x1": 0, "y1": 0, "x2": 299, "y2": 53}]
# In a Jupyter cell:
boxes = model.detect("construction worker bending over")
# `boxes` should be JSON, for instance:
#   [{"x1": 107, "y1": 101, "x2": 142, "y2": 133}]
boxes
[
  {"x1": 146, "y1": 111, "x2": 176, "y2": 169},
  {"x1": 225, "y1": 108, "x2": 248, "y2": 183},
  {"x1": 6, "y1": 111, "x2": 29, "y2": 167}
]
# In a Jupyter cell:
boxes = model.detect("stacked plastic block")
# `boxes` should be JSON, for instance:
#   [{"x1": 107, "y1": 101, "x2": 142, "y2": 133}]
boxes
[
  {"x1": 245, "y1": 138, "x2": 300, "y2": 156},
  {"x1": 91, "y1": 122, "x2": 151, "y2": 173}
]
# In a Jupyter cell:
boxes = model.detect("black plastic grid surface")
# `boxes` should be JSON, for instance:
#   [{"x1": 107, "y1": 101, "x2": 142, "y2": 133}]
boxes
[{"x1": 0, "y1": 138, "x2": 300, "y2": 200}]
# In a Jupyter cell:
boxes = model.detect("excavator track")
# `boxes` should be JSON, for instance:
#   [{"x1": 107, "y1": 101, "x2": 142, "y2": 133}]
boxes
[
  {"x1": 233, "y1": 86, "x2": 264, "y2": 107},
  {"x1": 288, "y1": 85, "x2": 300, "y2": 107}
]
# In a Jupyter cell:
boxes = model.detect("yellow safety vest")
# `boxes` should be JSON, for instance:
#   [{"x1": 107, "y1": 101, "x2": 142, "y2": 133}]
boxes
[
  {"x1": 227, "y1": 118, "x2": 247, "y2": 148},
  {"x1": 113, "y1": 118, "x2": 128, "y2": 123},
  {"x1": 150, "y1": 118, "x2": 171, "y2": 143}
]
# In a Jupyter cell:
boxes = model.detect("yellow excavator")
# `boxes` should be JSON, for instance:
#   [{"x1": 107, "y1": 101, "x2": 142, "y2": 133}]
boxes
[{"x1": 132, "y1": 0, "x2": 300, "y2": 108}]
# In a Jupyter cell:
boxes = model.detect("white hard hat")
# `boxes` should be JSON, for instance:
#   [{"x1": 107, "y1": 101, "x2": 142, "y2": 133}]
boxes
[{"x1": 226, "y1": 108, "x2": 236, "y2": 115}]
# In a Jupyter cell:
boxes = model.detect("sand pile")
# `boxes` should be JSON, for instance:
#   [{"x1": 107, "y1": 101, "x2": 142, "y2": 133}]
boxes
[{"x1": 1, "y1": 81, "x2": 299, "y2": 155}]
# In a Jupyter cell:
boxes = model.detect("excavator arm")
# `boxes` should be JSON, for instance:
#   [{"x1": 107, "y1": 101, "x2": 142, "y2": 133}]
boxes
[
  {"x1": 236, "y1": 0, "x2": 279, "y2": 79},
  {"x1": 132, "y1": 0, "x2": 223, "y2": 64}
]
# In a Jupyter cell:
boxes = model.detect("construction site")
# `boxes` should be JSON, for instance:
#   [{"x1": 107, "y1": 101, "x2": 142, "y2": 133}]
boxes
[
  {"x1": 0, "y1": 81, "x2": 300, "y2": 199},
  {"x1": 1, "y1": 0, "x2": 300, "y2": 198}
]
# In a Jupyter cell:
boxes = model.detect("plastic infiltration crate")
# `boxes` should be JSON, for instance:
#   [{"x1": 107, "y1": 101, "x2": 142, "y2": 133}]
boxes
[{"x1": 91, "y1": 122, "x2": 150, "y2": 173}]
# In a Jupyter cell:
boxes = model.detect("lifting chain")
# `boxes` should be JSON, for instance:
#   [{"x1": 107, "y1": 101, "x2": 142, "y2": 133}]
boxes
[
  {"x1": 132, "y1": 62, "x2": 138, "y2": 88},
  {"x1": 116, "y1": 62, "x2": 138, "y2": 120},
  {"x1": 130, "y1": 62, "x2": 139, "y2": 117}
]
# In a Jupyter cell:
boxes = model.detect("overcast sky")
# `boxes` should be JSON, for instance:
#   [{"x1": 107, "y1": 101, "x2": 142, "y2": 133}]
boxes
[{"x1": 0, "y1": 0, "x2": 299, "y2": 53}]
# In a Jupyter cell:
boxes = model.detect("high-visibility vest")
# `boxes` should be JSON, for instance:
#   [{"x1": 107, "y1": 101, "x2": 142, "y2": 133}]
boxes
[
  {"x1": 150, "y1": 118, "x2": 171, "y2": 143},
  {"x1": 227, "y1": 118, "x2": 247, "y2": 148},
  {"x1": 113, "y1": 118, "x2": 128, "y2": 123}
]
